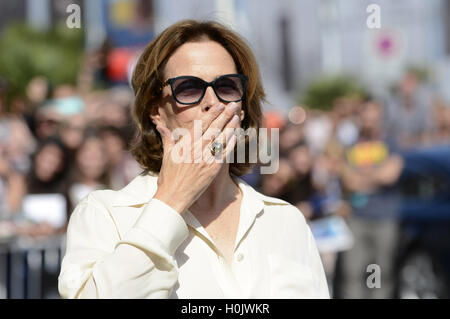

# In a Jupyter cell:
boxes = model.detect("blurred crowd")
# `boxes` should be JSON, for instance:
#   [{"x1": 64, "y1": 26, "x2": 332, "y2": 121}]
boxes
[
  {"x1": 1, "y1": 44, "x2": 450, "y2": 298},
  {"x1": 247, "y1": 70, "x2": 450, "y2": 298},
  {"x1": 0, "y1": 52, "x2": 142, "y2": 238}
]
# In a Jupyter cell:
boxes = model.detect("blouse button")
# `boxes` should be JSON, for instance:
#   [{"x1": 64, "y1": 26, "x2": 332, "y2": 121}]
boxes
[{"x1": 236, "y1": 253, "x2": 244, "y2": 262}]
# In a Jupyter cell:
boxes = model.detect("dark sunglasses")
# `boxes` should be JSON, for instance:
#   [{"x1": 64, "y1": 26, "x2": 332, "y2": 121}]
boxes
[{"x1": 161, "y1": 74, "x2": 248, "y2": 105}]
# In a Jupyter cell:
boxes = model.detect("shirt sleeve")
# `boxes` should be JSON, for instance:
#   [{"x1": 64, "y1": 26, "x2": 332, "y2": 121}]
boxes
[
  {"x1": 282, "y1": 206, "x2": 330, "y2": 299},
  {"x1": 304, "y1": 224, "x2": 331, "y2": 299},
  {"x1": 58, "y1": 194, "x2": 189, "y2": 299}
]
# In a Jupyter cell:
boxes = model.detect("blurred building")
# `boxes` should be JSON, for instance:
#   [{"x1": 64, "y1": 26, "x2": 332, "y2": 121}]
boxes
[
  {"x1": 1, "y1": 0, "x2": 449, "y2": 108},
  {"x1": 152, "y1": 0, "x2": 449, "y2": 110}
]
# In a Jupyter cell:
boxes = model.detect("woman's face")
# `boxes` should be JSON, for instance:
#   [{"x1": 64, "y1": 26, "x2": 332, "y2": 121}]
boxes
[
  {"x1": 34, "y1": 144, "x2": 64, "y2": 182},
  {"x1": 289, "y1": 145, "x2": 312, "y2": 176},
  {"x1": 151, "y1": 40, "x2": 245, "y2": 132},
  {"x1": 76, "y1": 137, "x2": 107, "y2": 181},
  {"x1": 60, "y1": 114, "x2": 86, "y2": 150}
]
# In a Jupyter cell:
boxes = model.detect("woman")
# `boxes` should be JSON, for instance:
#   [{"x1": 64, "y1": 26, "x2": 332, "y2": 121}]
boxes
[
  {"x1": 23, "y1": 136, "x2": 70, "y2": 236},
  {"x1": 67, "y1": 129, "x2": 110, "y2": 211},
  {"x1": 58, "y1": 20, "x2": 329, "y2": 299},
  {"x1": 99, "y1": 125, "x2": 141, "y2": 190},
  {"x1": 27, "y1": 137, "x2": 69, "y2": 196}
]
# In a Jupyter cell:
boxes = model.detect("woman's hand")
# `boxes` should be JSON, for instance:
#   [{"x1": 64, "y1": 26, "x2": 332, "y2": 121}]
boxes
[{"x1": 153, "y1": 102, "x2": 241, "y2": 214}]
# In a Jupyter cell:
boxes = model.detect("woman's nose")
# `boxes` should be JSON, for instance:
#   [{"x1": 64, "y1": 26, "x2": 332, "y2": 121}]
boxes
[{"x1": 201, "y1": 86, "x2": 221, "y2": 111}]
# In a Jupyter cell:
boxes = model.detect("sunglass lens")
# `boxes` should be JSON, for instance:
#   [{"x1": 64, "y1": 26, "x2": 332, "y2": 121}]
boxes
[
  {"x1": 172, "y1": 78, "x2": 204, "y2": 104},
  {"x1": 215, "y1": 76, "x2": 244, "y2": 102}
]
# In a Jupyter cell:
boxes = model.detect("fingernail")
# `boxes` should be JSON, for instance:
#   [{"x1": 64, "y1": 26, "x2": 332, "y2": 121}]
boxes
[
  {"x1": 217, "y1": 104, "x2": 225, "y2": 111},
  {"x1": 231, "y1": 114, "x2": 239, "y2": 123}
]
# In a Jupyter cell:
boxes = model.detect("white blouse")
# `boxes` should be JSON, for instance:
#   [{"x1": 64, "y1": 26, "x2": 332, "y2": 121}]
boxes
[{"x1": 58, "y1": 173, "x2": 329, "y2": 299}]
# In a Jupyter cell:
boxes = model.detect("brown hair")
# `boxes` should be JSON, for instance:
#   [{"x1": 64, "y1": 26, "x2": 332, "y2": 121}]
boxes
[{"x1": 131, "y1": 19, "x2": 265, "y2": 176}]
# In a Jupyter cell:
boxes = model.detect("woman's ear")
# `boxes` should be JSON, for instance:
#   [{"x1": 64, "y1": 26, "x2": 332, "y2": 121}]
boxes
[
  {"x1": 240, "y1": 109, "x2": 245, "y2": 121},
  {"x1": 149, "y1": 105, "x2": 163, "y2": 126}
]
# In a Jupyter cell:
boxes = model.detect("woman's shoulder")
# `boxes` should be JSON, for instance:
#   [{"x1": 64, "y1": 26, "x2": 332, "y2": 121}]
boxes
[
  {"x1": 74, "y1": 172, "x2": 158, "y2": 210},
  {"x1": 67, "y1": 174, "x2": 157, "y2": 239},
  {"x1": 76, "y1": 188, "x2": 118, "y2": 207},
  {"x1": 259, "y1": 192, "x2": 307, "y2": 224},
  {"x1": 234, "y1": 175, "x2": 307, "y2": 224}
]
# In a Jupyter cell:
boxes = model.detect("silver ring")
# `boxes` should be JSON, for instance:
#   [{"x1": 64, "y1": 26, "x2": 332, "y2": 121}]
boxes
[{"x1": 210, "y1": 141, "x2": 223, "y2": 156}]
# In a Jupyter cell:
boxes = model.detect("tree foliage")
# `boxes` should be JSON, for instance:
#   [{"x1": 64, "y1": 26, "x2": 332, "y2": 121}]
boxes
[
  {"x1": 300, "y1": 74, "x2": 368, "y2": 111},
  {"x1": 0, "y1": 22, "x2": 84, "y2": 99}
]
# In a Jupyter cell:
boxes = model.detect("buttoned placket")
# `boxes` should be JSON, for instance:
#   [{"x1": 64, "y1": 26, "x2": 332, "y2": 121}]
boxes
[
  {"x1": 180, "y1": 180, "x2": 264, "y2": 298},
  {"x1": 111, "y1": 173, "x2": 274, "y2": 297},
  {"x1": 229, "y1": 193, "x2": 264, "y2": 297},
  {"x1": 182, "y1": 210, "x2": 243, "y2": 298}
]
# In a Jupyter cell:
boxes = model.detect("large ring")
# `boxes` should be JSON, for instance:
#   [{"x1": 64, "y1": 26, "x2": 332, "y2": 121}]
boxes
[{"x1": 210, "y1": 140, "x2": 223, "y2": 156}]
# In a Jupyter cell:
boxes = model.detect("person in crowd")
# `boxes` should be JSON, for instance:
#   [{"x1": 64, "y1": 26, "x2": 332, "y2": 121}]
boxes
[
  {"x1": 430, "y1": 98, "x2": 450, "y2": 145},
  {"x1": 26, "y1": 76, "x2": 51, "y2": 107},
  {"x1": 307, "y1": 139, "x2": 351, "y2": 295},
  {"x1": 284, "y1": 140, "x2": 317, "y2": 220},
  {"x1": 303, "y1": 109, "x2": 333, "y2": 155},
  {"x1": 330, "y1": 94, "x2": 361, "y2": 148},
  {"x1": 0, "y1": 80, "x2": 34, "y2": 216},
  {"x1": 95, "y1": 92, "x2": 133, "y2": 130},
  {"x1": 338, "y1": 99, "x2": 404, "y2": 299},
  {"x1": 58, "y1": 19, "x2": 329, "y2": 299},
  {"x1": 52, "y1": 84, "x2": 78, "y2": 100},
  {"x1": 310, "y1": 139, "x2": 350, "y2": 219},
  {"x1": 279, "y1": 122, "x2": 304, "y2": 156},
  {"x1": 99, "y1": 125, "x2": 141, "y2": 190},
  {"x1": 27, "y1": 137, "x2": 69, "y2": 196},
  {"x1": 32, "y1": 105, "x2": 63, "y2": 141},
  {"x1": 0, "y1": 136, "x2": 28, "y2": 217},
  {"x1": 384, "y1": 70, "x2": 434, "y2": 150},
  {"x1": 260, "y1": 158, "x2": 296, "y2": 199},
  {"x1": 23, "y1": 76, "x2": 52, "y2": 134},
  {"x1": 23, "y1": 136, "x2": 70, "y2": 236},
  {"x1": 59, "y1": 113, "x2": 87, "y2": 164},
  {"x1": 67, "y1": 129, "x2": 110, "y2": 210}
]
